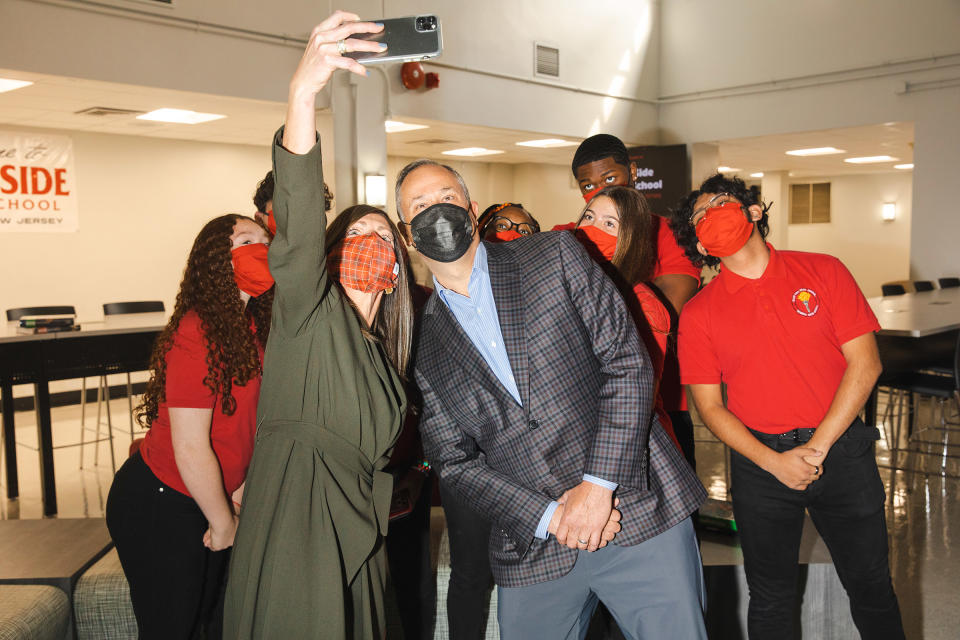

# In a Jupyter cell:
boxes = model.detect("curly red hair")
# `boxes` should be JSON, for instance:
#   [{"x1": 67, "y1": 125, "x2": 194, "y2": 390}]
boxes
[{"x1": 137, "y1": 214, "x2": 273, "y2": 426}]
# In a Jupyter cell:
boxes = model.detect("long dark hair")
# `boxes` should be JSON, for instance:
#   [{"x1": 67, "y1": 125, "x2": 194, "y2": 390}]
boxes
[
  {"x1": 578, "y1": 186, "x2": 656, "y2": 286},
  {"x1": 138, "y1": 214, "x2": 273, "y2": 426},
  {"x1": 325, "y1": 205, "x2": 414, "y2": 377}
]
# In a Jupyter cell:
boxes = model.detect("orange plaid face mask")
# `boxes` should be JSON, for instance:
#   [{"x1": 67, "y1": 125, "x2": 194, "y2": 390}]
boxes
[{"x1": 328, "y1": 233, "x2": 399, "y2": 294}]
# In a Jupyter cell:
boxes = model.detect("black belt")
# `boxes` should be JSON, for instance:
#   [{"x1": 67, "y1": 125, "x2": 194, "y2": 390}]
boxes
[{"x1": 749, "y1": 417, "x2": 879, "y2": 445}]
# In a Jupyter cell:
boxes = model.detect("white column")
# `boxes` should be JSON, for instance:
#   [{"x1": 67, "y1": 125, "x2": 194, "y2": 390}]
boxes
[
  {"x1": 760, "y1": 171, "x2": 790, "y2": 249},
  {"x1": 331, "y1": 70, "x2": 388, "y2": 212}
]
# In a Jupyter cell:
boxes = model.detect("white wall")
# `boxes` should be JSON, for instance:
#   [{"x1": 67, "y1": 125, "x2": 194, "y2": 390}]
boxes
[
  {"x1": 0, "y1": 125, "x2": 277, "y2": 395},
  {"x1": 659, "y1": 0, "x2": 960, "y2": 281},
  {"x1": 786, "y1": 173, "x2": 913, "y2": 297},
  {"x1": 0, "y1": 0, "x2": 660, "y2": 143}
]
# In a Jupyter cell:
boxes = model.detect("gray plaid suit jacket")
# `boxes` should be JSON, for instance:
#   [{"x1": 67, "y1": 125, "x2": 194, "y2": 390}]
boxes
[{"x1": 415, "y1": 231, "x2": 706, "y2": 588}]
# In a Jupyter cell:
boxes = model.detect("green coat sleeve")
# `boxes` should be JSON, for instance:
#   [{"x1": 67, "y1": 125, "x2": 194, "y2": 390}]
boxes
[{"x1": 267, "y1": 127, "x2": 332, "y2": 335}]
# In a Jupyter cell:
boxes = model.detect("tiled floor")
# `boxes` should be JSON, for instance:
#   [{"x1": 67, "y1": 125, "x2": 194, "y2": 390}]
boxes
[{"x1": 2, "y1": 395, "x2": 958, "y2": 638}]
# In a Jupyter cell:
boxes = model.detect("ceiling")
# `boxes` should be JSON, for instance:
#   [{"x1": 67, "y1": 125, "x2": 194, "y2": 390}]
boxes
[
  {"x1": 0, "y1": 68, "x2": 915, "y2": 176},
  {"x1": 717, "y1": 122, "x2": 914, "y2": 180}
]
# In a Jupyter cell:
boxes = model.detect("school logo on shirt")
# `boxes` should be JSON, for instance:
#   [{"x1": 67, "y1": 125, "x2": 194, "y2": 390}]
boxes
[{"x1": 792, "y1": 288, "x2": 820, "y2": 316}]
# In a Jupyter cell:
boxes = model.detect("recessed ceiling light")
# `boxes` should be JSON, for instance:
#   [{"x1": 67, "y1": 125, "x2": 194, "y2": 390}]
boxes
[
  {"x1": 385, "y1": 120, "x2": 429, "y2": 133},
  {"x1": 717, "y1": 166, "x2": 741, "y2": 173},
  {"x1": 515, "y1": 139, "x2": 578, "y2": 148},
  {"x1": 750, "y1": 172, "x2": 764, "y2": 178},
  {"x1": 894, "y1": 163, "x2": 914, "y2": 170},
  {"x1": 136, "y1": 108, "x2": 226, "y2": 124},
  {"x1": 0, "y1": 78, "x2": 33, "y2": 93},
  {"x1": 785, "y1": 147, "x2": 845, "y2": 156},
  {"x1": 843, "y1": 155, "x2": 898, "y2": 164},
  {"x1": 442, "y1": 147, "x2": 504, "y2": 157}
]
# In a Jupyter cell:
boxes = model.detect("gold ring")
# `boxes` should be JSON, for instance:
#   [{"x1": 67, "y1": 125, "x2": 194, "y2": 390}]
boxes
[{"x1": 336, "y1": 39, "x2": 347, "y2": 55}]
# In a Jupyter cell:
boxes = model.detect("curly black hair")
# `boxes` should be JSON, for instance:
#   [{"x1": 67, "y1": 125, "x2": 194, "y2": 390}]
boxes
[
  {"x1": 254, "y1": 170, "x2": 334, "y2": 213},
  {"x1": 668, "y1": 173, "x2": 771, "y2": 269}
]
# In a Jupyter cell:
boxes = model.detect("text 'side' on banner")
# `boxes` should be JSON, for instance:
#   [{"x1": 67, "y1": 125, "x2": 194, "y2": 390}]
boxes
[
  {"x1": 626, "y1": 145, "x2": 688, "y2": 217},
  {"x1": 0, "y1": 130, "x2": 78, "y2": 232}
]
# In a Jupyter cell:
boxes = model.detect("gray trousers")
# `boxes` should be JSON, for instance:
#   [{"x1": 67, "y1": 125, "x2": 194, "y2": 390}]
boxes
[{"x1": 497, "y1": 517, "x2": 707, "y2": 640}]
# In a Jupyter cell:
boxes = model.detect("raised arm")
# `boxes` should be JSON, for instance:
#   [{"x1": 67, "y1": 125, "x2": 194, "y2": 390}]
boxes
[{"x1": 269, "y1": 12, "x2": 385, "y2": 331}]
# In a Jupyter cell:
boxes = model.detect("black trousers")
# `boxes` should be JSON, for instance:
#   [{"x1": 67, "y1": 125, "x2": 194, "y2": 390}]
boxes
[
  {"x1": 439, "y1": 481, "x2": 494, "y2": 640},
  {"x1": 105, "y1": 452, "x2": 229, "y2": 640},
  {"x1": 386, "y1": 475, "x2": 436, "y2": 640},
  {"x1": 731, "y1": 419, "x2": 905, "y2": 640}
]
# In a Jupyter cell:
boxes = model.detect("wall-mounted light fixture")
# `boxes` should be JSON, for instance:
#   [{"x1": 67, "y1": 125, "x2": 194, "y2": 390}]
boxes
[
  {"x1": 882, "y1": 202, "x2": 896, "y2": 222},
  {"x1": 365, "y1": 174, "x2": 387, "y2": 207}
]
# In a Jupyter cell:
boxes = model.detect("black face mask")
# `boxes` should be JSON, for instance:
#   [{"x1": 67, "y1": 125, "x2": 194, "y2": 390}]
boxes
[{"x1": 409, "y1": 202, "x2": 475, "y2": 263}]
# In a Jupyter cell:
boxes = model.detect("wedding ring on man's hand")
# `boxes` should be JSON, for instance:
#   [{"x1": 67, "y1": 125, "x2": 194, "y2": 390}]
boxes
[
  {"x1": 814, "y1": 466, "x2": 820, "y2": 475},
  {"x1": 577, "y1": 539, "x2": 589, "y2": 545},
  {"x1": 336, "y1": 39, "x2": 347, "y2": 55}
]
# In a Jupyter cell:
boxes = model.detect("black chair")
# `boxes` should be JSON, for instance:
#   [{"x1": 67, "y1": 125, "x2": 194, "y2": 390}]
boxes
[
  {"x1": 82, "y1": 301, "x2": 165, "y2": 447},
  {"x1": 881, "y1": 283, "x2": 906, "y2": 296},
  {"x1": 883, "y1": 333, "x2": 960, "y2": 475},
  {"x1": 102, "y1": 301, "x2": 165, "y2": 315},
  {"x1": 6, "y1": 305, "x2": 75, "y2": 321},
  {"x1": 914, "y1": 281, "x2": 935, "y2": 292},
  {"x1": 939, "y1": 277, "x2": 960, "y2": 289}
]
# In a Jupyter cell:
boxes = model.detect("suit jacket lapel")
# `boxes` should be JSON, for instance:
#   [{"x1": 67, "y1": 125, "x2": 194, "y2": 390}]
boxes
[
  {"x1": 486, "y1": 246, "x2": 530, "y2": 411},
  {"x1": 423, "y1": 293, "x2": 516, "y2": 404}
]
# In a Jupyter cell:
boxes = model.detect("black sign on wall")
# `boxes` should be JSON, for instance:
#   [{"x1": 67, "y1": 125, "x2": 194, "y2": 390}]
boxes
[{"x1": 627, "y1": 144, "x2": 689, "y2": 216}]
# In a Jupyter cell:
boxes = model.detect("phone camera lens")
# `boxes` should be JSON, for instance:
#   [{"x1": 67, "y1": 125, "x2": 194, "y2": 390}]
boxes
[{"x1": 416, "y1": 16, "x2": 437, "y2": 32}]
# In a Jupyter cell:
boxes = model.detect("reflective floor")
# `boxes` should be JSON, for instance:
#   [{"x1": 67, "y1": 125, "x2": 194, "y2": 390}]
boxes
[{"x1": 1, "y1": 394, "x2": 958, "y2": 638}]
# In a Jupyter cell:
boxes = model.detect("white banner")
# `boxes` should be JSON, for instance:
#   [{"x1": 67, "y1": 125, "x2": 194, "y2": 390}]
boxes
[{"x1": 0, "y1": 130, "x2": 78, "y2": 232}]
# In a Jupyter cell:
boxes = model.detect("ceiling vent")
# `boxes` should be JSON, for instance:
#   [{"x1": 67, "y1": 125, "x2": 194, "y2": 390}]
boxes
[
  {"x1": 534, "y1": 43, "x2": 560, "y2": 78},
  {"x1": 74, "y1": 106, "x2": 144, "y2": 117}
]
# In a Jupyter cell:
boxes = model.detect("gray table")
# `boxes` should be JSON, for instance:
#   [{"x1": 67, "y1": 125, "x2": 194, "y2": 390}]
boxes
[
  {"x1": 0, "y1": 518, "x2": 114, "y2": 639},
  {"x1": 1, "y1": 314, "x2": 165, "y2": 515},
  {"x1": 868, "y1": 287, "x2": 960, "y2": 337}
]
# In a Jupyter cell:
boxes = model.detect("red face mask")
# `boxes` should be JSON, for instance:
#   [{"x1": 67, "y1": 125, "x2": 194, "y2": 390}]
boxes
[
  {"x1": 488, "y1": 229, "x2": 523, "y2": 243},
  {"x1": 328, "y1": 232, "x2": 399, "y2": 294},
  {"x1": 573, "y1": 224, "x2": 618, "y2": 262},
  {"x1": 582, "y1": 185, "x2": 604, "y2": 203},
  {"x1": 695, "y1": 201, "x2": 754, "y2": 257},
  {"x1": 264, "y1": 209, "x2": 277, "y2": 235},
  {"x1": 232, "y1": 243, "x2": 274, "y2": 297}
]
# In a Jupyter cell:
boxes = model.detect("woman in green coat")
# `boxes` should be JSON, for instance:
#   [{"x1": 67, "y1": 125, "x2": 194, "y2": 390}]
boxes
[{"x1": 224, "y1": 12, "x2": 412, "y2": 638}]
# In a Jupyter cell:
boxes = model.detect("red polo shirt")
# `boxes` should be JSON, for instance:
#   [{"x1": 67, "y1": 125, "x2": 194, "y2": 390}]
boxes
[
  {"x1": 678, "y1": 245, "x2": 879, "y2": 434},
  {"x1": 141, "y1": 311, "x2": 262, "y2": 496},
  {"x1": 652, "y1": 215, "x2": 701, "y2": 281}
]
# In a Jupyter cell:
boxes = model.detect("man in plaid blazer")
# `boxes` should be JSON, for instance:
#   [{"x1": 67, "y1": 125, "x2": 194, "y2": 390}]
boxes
[{"x1": 397, "y1": 159, "x2": 708, "y2": 639}]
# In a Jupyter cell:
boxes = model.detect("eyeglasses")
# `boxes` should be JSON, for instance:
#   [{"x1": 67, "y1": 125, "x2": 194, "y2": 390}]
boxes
[
  {"x1": 691, "y1": 192, "x2": 738, "y2": 225},
  {"x1": 486, "y1": 216, "x2": 539, "y2": 235}
]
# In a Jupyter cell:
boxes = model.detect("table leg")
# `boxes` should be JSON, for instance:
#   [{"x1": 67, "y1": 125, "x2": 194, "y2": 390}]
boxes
[
  {"x1": 34, "y1": 381, "x2": 57, "y2": 516},
  {"x1": 1, "y1": 383, "x2": 18, "y2": 499}
]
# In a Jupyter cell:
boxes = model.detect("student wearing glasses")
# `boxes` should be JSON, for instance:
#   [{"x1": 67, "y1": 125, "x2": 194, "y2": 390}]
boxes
[{"x1": 478, "y1": 202, "x2": 540, "y2": 243}]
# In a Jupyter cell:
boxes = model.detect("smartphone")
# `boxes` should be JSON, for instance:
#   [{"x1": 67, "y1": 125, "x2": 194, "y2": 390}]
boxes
[{"x1": 345, "y1": 15, "x2": 442, "y2": 65}]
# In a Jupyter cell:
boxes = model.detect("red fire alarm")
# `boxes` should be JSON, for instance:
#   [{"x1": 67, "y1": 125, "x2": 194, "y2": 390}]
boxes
[
  {"x1": 425, "y1": 72, "x2": 440, "y2": 89},
  {"x1": 401, "y1": 62, "x2": 425, "y2": 90}
]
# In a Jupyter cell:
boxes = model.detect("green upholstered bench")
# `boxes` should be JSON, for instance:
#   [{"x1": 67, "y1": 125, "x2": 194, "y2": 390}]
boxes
[
  {"x1": 0, "y1": 584, "x2": 70, "y2": 640},
  {"x1": 73, "y1": 549, "x2": 136, "y2": 640}
]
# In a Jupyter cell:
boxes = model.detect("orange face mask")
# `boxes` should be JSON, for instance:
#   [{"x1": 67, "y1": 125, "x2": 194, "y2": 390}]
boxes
[
  {"x1": 488, "y1": 229, "x2": 524, "y2": 243},
  {"x1": 264, "y1": 209, "x2": 277, "y2": 235},
  {"x1": 573, "y1": 224, "x2": 618, "y2": 262},
  {"x1": 582, "y1": 185, "x2": 604, "y2": 203},
  {"x1": 328, "y1": 233, "x2": 399, "y2": 294},
  {"x1": 231, "y1": 243, "x2": 274, "y2": 297},
  {"x1": 695, "y1": 201, "x2": 754, "y2": 257}
]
